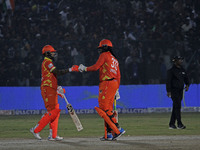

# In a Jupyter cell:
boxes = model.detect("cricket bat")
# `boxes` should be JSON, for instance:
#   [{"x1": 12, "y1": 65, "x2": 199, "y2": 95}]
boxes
[
  {"x1": 63, "y1": 94, "x2": 83, "y2": 131},
  {"x1": 114, "y1": 98, "x2": 118, "y2": 122}
]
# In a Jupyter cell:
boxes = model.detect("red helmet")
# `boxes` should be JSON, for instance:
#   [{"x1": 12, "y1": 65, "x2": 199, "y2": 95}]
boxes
[
  {"x1": 98, "y1": 39, "x2": 113, "y2": 48},
  {"x1": 42, "y1": 45, "x2": 56, "y2": 54}
]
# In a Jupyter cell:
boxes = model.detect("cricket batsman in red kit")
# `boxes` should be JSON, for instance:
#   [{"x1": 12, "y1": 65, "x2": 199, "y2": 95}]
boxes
[
  {"x1": 30, "y1": 45, "x2": 79, "y2": 140},
  {"x1": 78, "y1": 39, "x2": 125, "y2": 141}
]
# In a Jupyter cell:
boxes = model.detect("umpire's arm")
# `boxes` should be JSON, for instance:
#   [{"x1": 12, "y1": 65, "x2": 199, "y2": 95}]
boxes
[{"x1": 184, "y1": 70, "x2": 190, "y2": 91}]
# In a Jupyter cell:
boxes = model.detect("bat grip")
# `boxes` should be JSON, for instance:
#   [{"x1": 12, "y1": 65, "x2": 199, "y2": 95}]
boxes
[
  {"x1": 63, "y1": 94, "x2": 69, "y2": 105},
  {"x1": 114, "y1": 99, "x2": 117, "y2": 110}
]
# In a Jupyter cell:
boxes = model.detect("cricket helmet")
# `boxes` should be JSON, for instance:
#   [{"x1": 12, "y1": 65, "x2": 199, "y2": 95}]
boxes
[
  {"x1": 42, "y1": 45, "x2": 56, "y2": 54},
  {"x1": 98, "y1": 39, "x2": 113, "y2": 48}
]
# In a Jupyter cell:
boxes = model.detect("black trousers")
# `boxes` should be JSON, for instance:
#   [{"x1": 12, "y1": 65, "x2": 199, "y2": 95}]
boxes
[{"x1": 169, "y1": 89, "x2": 183, "y2": 126}]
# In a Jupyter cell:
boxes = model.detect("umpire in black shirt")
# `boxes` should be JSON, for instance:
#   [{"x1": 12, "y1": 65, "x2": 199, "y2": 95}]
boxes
[{"x1": 166, "y1": 56, "x2": 190, "y2": 129}]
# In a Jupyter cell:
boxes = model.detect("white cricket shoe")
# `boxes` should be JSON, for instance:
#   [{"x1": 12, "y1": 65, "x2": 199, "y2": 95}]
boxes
[
  {"x1": 48, "y1": 135, "x2": 64, "y2": 141},
  {"x1": 30, "y1": 127, "x2": 42, "y2": 140},
  {"x1": 48, "y1": 129, "x2": 63, "y2": 141}
]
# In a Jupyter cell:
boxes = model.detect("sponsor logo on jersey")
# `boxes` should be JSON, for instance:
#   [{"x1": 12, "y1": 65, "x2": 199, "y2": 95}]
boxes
[{"x1": 48, "y1": 63, "x2": 53, "y2": 68}]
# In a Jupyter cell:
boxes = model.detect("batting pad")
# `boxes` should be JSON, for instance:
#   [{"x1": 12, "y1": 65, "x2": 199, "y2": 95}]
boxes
[{"x1": 95, "y1": 106, "x2": 120, "y2": 134}]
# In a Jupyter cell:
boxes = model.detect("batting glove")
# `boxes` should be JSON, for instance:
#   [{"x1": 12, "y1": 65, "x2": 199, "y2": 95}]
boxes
[
  {"x1": 115, "y1": 89, "x2": 120, "y2": 100},
  {"x1": 78, "y1": 64, "x2": 87, "y2": 72},
  {"x1": 113, "y1": 111, "x2": 118, "y2": 117},
  {"x1": 69, "y1": 65, "x2": 79, "y2": 72},
  {"x1": 57, "y1": 93, "x2": 64, "y2": 98},
  {"x1": 57, "y1": 86, "x2": 66, "y2": 98}
]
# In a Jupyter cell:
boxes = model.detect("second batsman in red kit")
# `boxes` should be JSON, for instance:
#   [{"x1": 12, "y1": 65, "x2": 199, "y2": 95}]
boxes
[{"x1": 78, "y1": 39, "x2": 125, "y2": 141}]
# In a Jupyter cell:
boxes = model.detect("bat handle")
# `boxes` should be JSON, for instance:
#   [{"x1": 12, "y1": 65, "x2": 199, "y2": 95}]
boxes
[
  {"x1": 114, "y1": 98, "x2": 117, "y2": 110},
  {"x1": 62, "y1": 94, "x2": 69, "y2": 105},
  {"x1": 114, "y1": 98, "x2": 118, "y2": 122}
]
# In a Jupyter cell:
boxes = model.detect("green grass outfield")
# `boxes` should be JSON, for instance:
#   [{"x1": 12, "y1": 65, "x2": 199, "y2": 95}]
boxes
[{"x1": 0, "y1": 113, "x2": 200, "y2": 139}]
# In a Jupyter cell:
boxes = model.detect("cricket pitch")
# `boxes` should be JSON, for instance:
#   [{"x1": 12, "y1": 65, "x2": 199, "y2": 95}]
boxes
[{"x1": 0, "y1": 135, "x2": 200, "y2": 150}]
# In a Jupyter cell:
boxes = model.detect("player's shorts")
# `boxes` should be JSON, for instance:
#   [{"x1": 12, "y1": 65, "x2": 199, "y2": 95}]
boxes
[
  {"x1": 41, "y1": 86, "x2": 58, "y2": 112},
  {"x1": 98, "y1": 79, "x2": 118, "y2": 112}
]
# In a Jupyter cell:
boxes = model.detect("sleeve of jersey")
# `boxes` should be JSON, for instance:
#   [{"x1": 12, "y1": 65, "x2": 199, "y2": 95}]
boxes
[
  {"x1": 46, "y1": 61, "x2": 56, "y2": 72},
  {"x1": 86, "y1": 54, "x2": 105, "y2": 71}
]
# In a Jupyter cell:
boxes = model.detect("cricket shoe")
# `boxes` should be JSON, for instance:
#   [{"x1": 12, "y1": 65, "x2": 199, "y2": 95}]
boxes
[
  {"x1": 48, "y1": 135, "x2": 64, "y2": 141},
  {"x1": 112, "y1": 128, "x2": 126, "y2": 140},
  {"x1": 30, "y1": 127, "x2": 42, "y2": 140},
  {"x1": 169, "y1": 124, "x2": 177, "y2": 129},
  {"x1": 100, "y1": 133, "x2": 114, "y2": 141}
]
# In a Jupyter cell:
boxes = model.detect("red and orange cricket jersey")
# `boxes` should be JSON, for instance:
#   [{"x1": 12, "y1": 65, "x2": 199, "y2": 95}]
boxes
[
  {"x1": 41, "y1": 57, "x2": 57, "y2": 89},
  {"x1": 87, "y1": 52, "x2": 121, "y2": 87}
]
